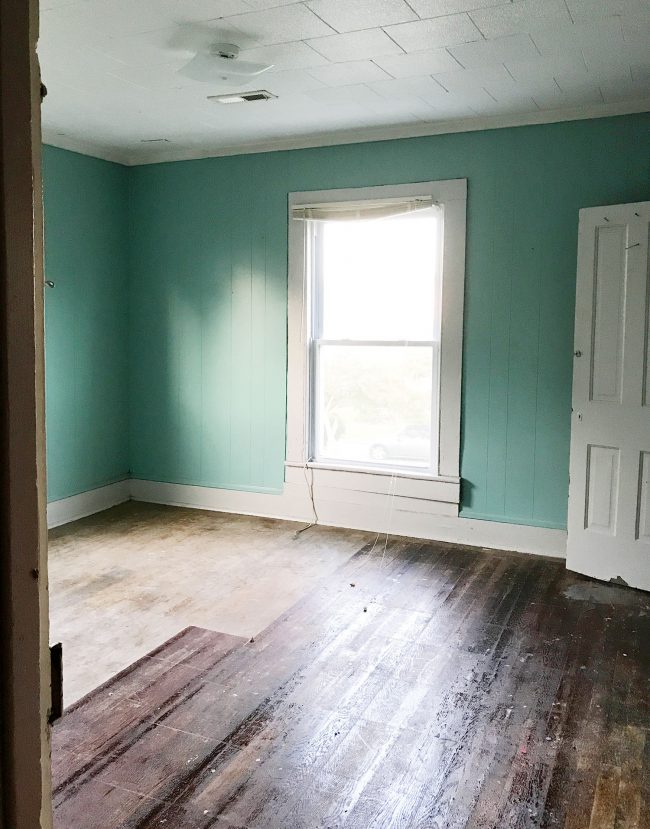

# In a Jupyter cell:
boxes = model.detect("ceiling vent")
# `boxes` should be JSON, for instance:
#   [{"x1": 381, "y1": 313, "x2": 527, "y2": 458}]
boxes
[{"x1": 208, "y1": 90, "x2": 277, "y2": 104}]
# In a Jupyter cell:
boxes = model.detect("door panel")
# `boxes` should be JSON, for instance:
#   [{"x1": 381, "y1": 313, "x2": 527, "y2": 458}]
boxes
[
  {"x1": 567, "y1": 201, "x2": 650, "y2": 591},
  {"x1": 590, "y1": 225, "x2": 626, "y2": 402},
  {"x1": 637, "y1": 451, "x2": 650, "y2": 543},
  {"x1": 585, "y1": 445, "x2": 620, "y2": 535}
]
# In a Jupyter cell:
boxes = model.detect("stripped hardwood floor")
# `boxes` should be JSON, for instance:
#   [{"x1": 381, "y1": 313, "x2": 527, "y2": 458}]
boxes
[{"x1": 53, "y1": 536, "x2": 650, "y2": 828}]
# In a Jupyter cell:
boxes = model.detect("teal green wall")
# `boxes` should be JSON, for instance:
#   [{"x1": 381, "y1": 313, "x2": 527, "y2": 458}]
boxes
[
  {"x1": 43, "y1": 145, "x2": 130, "y2": 502},
  {"x1": 44, "y1": 114, "x2": 650, "y2": 527},
  {"x1": 128, "y1": 113, "x2": 650, "y2": 529}
]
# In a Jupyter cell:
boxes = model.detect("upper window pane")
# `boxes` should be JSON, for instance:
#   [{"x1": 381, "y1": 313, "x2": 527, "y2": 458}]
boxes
[{"x1": 317, "y1": 210, "x2": 441, "y2": 342}]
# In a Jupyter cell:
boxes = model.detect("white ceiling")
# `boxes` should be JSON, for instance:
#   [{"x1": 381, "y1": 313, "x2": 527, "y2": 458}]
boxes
[{"x1": 39, "y1": 0, "x2": 650, "y2": 165}]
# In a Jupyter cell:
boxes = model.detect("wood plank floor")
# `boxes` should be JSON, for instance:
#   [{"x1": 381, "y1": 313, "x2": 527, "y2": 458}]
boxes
[
  {"x1": 53, "y1": 536, "x2": 650, "y2": 828},
  {"x1": 49, "y1": 502, "x2": 369, "y2": 703}
]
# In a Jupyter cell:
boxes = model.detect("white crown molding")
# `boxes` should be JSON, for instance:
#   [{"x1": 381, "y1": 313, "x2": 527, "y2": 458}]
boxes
[{"x1": 44, "y1": 98, "x2": 650, "y2": 168}]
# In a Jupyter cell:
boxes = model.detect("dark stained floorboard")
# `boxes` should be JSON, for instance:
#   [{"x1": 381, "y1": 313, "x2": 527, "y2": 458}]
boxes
[{"x1": 53, "y1": 538, "x2": 650, "y2": 828}]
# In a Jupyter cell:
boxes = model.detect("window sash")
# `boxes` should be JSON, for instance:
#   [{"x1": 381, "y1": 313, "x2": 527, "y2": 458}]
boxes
[
  {"x1": 302, "y1": 193, "x2": 452, "y2": 477},
  {"x1": 310, "y1": 340, "x2": 440, "y2": 474}
]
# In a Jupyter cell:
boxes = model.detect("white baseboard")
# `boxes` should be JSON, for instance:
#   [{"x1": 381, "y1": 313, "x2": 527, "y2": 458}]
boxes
[
  {"x1": 129, "y1": 478, "x2": 309, "y2": 521},
  {"x1": 130, "y1": 478, "x2": 567, "y2": 559},
  {"x1": 47, "y1": 480, "x2": 131, "y2": 529},
  {"x1": 48, "y1": 476, "x2": 567, "y2": 558},
  {"x1": 48, "y1": 476, "x2": 567, "y2": 557}
]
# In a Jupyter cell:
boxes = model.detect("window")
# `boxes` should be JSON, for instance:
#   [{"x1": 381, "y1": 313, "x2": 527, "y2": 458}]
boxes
[
  {"x1": 308, "y1": 207, "x2": 441, "y2": 473},
  {"x1": 287, "y1": 180, "x2": 466, "y2": 503}
]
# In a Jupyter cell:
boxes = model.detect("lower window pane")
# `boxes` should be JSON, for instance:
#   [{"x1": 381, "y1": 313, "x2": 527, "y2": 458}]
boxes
[{"x1": 315, "y1": 345, "x2": 435, "y2": 470}]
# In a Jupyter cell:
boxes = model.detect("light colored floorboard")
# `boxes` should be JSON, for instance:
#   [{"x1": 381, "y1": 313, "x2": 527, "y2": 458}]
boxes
[{"x1": 49, "y1": 500, "x2": 370, "y2": 705}]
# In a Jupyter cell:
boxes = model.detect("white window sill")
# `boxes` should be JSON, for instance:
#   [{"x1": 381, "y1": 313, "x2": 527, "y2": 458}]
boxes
[
  {"x1": 286, "y1": 459, "x2": 458, "y2": 484},
  {"x1": 284, "y1": 460, "x2": 460, "y2": 506}
]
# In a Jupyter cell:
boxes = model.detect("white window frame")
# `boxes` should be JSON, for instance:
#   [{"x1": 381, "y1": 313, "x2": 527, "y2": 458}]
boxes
[{"x1": 286, "y1": 179, "x2": 467, "y2": 506}]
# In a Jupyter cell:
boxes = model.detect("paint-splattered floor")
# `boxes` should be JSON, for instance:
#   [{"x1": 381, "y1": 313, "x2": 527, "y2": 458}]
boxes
[{"x1": 53, "y1": 533, "x2": 650, "y2": 828}]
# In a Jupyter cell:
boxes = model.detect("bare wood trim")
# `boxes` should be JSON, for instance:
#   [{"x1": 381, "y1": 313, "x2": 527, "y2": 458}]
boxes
[{"x1": 0, "y1": 0, "x2": 51, "y2": 824}]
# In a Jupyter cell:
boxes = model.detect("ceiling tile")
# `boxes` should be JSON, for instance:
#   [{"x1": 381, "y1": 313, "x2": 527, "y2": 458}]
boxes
[
  {"x1": 449, "y1": 32, "x2": 539, "y2": 68},
  {"x1": 532, "y1": 84, "x2": 603, "y2": 109},
  {"x1": 40, "y1": 4, "x2": 107, "y2": 43},
  {"x1": 426, "y1": 96, "x2": 479, "y2": 117},
  {"x1": 469, "y1": 0, "x2": 572, "y2": 39},
  {"x1": 282, "y1": 99, "x2": 372, "y2": 129},
  {"x1": 565, "y1": 0, "x2": 650, "y2": 24},
  {"x1": 242, "y1": 0, "x2": 303, "y2": 8},
  {"x1": 39, "y1": 0, "x2": 649, "y2": 161},
  {"x1": 40, "y1": 0, "x2": 86, "y2": 9},
  {"x1": 307, "y1": 28, "x2": 403, "y2": 61},
  {"x1": 553, "y1": 67, "x2": 629, "y2": 93},
  {"x1": 531, "y1": 18, "x2": 624, "y2": 55},
  {"x1": 238, "y1": 41, "x2": 330, "y2": 70},
  {"x1": 360, "y1": 97, "x2": 441, "y2": 121},
  {"x1": 409, "y1": 0, "x2": 509, "y2": 18},
  {"x1": 429, "y1": 96, "x2": 480, "y2": 116},
  {"x1": 225, "y1": 5, "x2": 335, "y2": 45},
  {"x1": 105, "y1": 62, "x2": 200, "y2": 90},
  {"x1": 307, "y1": 60, "x2": 391, "y2": 86},
  {"x1": 433, "y1": 63, "x2": 516, "y2": 93},
  {"x1": 620, "y1": 4, "x2": 650, "y2": 25},
  {"x1": 621, "y1": 14, "x2": 650, "y2": 49},
  {"x1": 39, "y1": 39, "x2": 133, "y2": 78},
  {"x1": 369, "y1": 74, "x2": 454, "y2": 104},
  {"x1": 307, "y1": 83, "x2": 384, "y2": 105},
  {"x1": 42, "y1": 63, "x2": 149, "y2": 104},
  {"x1": 261, "y1": 68, "x2": 326, "y2": 94},
  {"x1": 384, "y1": 14, "x2": 483, "y2": 51},
  {"x1": 374, "y1": 48, "x2": 461, "y2": 77},
  {"x1": 47, "y1": 0, "x2": 251, "y2": 39},
  {"x1": 581, "y1": 45, "x2": 639, "y2": 77},
  {"x1": 468, "y1": 90, "x2": 539, "y2": 113},
  {"x1": 485, "y1": 75, "x2": 560, "y2": 101},
  {"x1": 371, "y1": 82, "x2": 479, "y2": 118},
  {"x1": 427, "y1": 83, "x2": 497, "y2": 113},
  {"x1": 169, "y1": 0, "x2": 253, "y2": 19},
  {"x1": 41, "y1": 1, "x2": 131, "y2": 39},
  {"x1": 595, "y1": 77, "x2": 649, "y2": 102},
  {"x1": 504, "y1": 52, "x2": 588, "y2": 83},
  {"x1": 305, "y1": 0, "x2": 416, "y2": 33},
  {"x1": 630, "y1": 64, "x2": 650, "y2": 83},
  {"x1": 200, "y1": 97, "x2": 300, "y2": 129},
  {"x1": 84, "y1": 29, "x2": 182, "y2": 67}
]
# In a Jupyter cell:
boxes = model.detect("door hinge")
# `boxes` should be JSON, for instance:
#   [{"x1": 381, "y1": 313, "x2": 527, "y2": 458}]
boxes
[{"x1": 49, "y1": 642, "x2": 63, "y2": 725}]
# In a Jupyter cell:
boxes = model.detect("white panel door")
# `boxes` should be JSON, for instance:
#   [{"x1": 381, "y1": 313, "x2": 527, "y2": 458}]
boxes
[{"x1": 567, "y1": 201, "x2": 650, "y2": 590}]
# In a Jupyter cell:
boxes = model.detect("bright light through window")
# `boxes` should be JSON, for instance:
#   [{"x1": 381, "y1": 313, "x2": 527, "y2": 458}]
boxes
[{"x1": 309, "y1": 208, "x2": 442, "y2": 472}]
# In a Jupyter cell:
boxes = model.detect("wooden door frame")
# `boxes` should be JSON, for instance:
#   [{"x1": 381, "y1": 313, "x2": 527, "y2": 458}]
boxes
[{"x1": 0, "y1": 0, "x2": 52, "y2": 825}]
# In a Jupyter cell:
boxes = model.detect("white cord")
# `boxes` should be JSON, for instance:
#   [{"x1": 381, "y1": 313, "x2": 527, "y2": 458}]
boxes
[
  {"x1": 294, "y1": 224, "x2": 318, "y2": 539},
  {"x1": 294, "y1": 463, "x2": 319, "y2": 537},
  {"x1": 366, "y1": 471, "x2": 397, "y2": 563},
  {"x1": 379, "y1": 472, "x2": 397, "y2": 568}
]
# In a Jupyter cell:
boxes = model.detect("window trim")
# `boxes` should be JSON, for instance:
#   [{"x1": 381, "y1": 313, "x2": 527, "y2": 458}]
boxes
[{"x1": 286, "y1": 180, "x2": 467, "y2": 503}]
